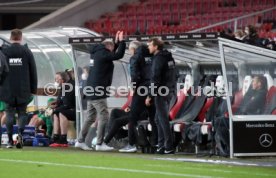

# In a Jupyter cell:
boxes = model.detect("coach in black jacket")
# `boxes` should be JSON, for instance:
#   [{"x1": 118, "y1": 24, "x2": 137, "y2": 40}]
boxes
[
  {"x1": 146, "y1": 38, "x2": 177, "y2": 154},
  {"x1": 119, "y1": 42, "x2": 158, "y2": 153},
  {"x1": 0, "y1": 29, "x2": 37, "y2": 149},
  {"x1": 75, "y1": 31, "x2": 126, "y2": 151}
]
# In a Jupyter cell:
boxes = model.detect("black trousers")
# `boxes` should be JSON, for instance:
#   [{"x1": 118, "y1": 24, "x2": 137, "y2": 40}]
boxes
[
  {"x1": 6, "y1": 102, "x2": 28, "y2": 143},
  {"x1": 104, "y1": 108, "x2": 129, "y2": 144},
  {"x1": 128, "y1": 94, "x2": 158, "y2": 146},
  {"x1": 154, "y1": 93, "x2": 174, "y2": 151}
]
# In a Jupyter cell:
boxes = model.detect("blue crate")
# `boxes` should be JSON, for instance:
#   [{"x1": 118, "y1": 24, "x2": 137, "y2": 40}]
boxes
[{"x1": 32, "y1": 137, "x2": 49, "y2": 147}]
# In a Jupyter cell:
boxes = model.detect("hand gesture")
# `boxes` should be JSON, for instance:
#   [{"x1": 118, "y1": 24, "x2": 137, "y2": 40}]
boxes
[
  {"x1": 115, "y1": 31, "x2": 120, "y2": 43},
  {"x1": 118, "y1": 31, "x2": 124, "y2": 41},
  {"x1": 145, "y1": 96, "x2": 151, "y2": 106}
]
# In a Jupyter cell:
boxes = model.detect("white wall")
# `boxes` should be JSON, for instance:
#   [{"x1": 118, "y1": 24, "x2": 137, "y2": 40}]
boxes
[{"x1": 25, "y1": 0, "x2": 138, "y2": 30}]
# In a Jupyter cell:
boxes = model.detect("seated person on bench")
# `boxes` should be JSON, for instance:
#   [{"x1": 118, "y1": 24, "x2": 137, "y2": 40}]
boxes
[
  {"x1": 100, "y1": 103, "x2": 148, "y2": 151},
  {"x1": 28, "y1": 98, "x2": 55, "y2": 137},
  {"x1": 236, "y1": 75, "x2": 267, "y2": 115},
  {"x1": 103, "y1": 106, "x2": 131, "y2": 147},
  {"x1": 50, "y1": 72, "x2": 76, "y2": 147}
]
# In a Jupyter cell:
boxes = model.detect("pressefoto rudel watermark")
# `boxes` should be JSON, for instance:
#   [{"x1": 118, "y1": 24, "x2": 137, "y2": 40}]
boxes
[{"x1": 44, "y1": 82, "x2": 233, "y2": 97}]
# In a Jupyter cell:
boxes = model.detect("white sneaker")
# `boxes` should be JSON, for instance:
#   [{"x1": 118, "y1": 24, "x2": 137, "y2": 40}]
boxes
[
  {"x1": 119, "y1": 144, "x2": 137, "y2": 153},
  {"x1": 6, "y1": 142, "x2": 13, "y2": 149},
  {"x1": 75, "y1": 141, "x2": 92, "y2": 151},
  {"x1": 95, "y1": 143, "x2": 114, "y2": 151}
]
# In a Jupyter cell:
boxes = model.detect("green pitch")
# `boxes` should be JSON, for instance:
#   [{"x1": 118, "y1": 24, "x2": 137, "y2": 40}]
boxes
[{"x1": 0, "y1": 147, "x2": 275, "y2": 178}]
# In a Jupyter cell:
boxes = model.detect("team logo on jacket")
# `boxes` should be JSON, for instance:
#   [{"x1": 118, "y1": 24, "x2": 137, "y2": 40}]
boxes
[
  {"x1": 145, "y1": 57, "x2": 152, "y2": 64},
  {"x1": 168, "y1": 61, "x2": 175, "y2": 69},
  {"x1": 9, "y1": 58, "x2": 23, "y2": 66}
]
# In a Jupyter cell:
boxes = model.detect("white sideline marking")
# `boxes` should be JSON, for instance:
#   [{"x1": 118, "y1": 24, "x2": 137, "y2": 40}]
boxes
[
  {"x1": 154, "y1": 158, "x2": 274, "y2": 167},
  {"x1": 0, "y1": 158, "x2": 218, "y2": 178},
  {"x1": 145, "y1": 164, "x2": 273, "y2": 177},
  {"x1": 146, "y1": 164, "x2": 232, "y2": 173}
]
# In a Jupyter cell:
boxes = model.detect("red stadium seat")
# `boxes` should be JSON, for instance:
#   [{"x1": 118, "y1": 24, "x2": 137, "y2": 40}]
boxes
[
  {"x1": 84, "y1": 0, "x2": 276, "y2": 35},
  {"x1": 262, "y1": 86, "x2": 276, "y2": 115},
  {"x1": 231, "y1": 90, "x2": 243, "y2": 114},
  {"x1": 266, "y1": 86, "x2": 276, "y2": 105},
  {"x1": 162, "y1": 2, "x2": 171, "y2": 13},
  {"x1": 197, "y1": 97, "x2": 214, "y2": 122},
  {"x1": 169, "y1": 90, "x2": 188, "y2": 120}
]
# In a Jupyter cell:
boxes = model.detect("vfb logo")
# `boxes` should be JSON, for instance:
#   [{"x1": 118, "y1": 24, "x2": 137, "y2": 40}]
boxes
[
  {"x1": 259, "y1": 133, "x2": 273, "y2": 148},
  {"x1": 9, "y1": 58, "x2": 22, "y2": 66}
]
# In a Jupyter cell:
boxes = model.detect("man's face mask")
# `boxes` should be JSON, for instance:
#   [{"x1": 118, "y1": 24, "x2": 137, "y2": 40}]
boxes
[
  {"x1": 54, "y1": 82, "x2": 60, "y2": 88},
  {"x1": 81, "y1": 73, "x2": 88, "y2": 80}
]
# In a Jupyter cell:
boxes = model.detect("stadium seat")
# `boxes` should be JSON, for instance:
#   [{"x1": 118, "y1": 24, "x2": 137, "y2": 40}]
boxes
[
  {"x1": 263, "y1": 86, "x2": 276, "y2": 114},
  {"x1": 200, "y1": 75, "x2": 225, "y2": 135},
  {"x1": 231, "y1": 89, "x2": 243, "y2": 114},
  {"x1": 169, "y1": 90, "x2": 188, "y2": 121},
  {"x1": 242, "y1": 75, "x2": 252, "y2": 96},
  {"x1": 215, "y1": 75, "x2": 225, "y2": 96},
  {"x1": 184, "y1": 74, "x2": 194, "y2": 94},
  {"x1": 169, "y1": 74, "x2": 193, "y2": 120},
  {"x1": 173, "y1": 87, "x2": 209, "y2": 133},
  {"x1": 197, "y1": 97, "x2": 214, "y2": 122},
  {"x1": 84, "y1": 0, "x2": 276, "y2": 35},
  {"x1": 264, "y1": 73, "x2": 274, "y2": 90}
]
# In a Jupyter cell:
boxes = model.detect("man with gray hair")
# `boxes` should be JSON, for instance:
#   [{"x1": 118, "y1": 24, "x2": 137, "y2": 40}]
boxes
[
  {"x1": 119, "y1": 41, "x2": 158, "y2": 153},
  {"x1": 75, "y1": 31, "x2": 126, "y2": 151}
]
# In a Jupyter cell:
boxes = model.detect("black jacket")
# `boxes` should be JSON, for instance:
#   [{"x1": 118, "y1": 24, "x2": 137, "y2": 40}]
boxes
[
  {"x1": 0, "y1": 49, "x2": 9, "y2": 84},
  {"x1": 236, "y1": 88, "x2": 267, "y2": 115},
  {"x1": 55, "y1": 79, "x2": 76, "y2": 113},
  {"x1": 130, "y1": 45, "x2": 152, "y2": 87},
  {"x1": 86, "y1": 41, "x2": 126, "y2": 100},
  {"x1": 150, "y1": 50, "x2": 177, "y2": 96},
  {"x1": 0, "y1": 43, "x2": 37, "y2": 105}
]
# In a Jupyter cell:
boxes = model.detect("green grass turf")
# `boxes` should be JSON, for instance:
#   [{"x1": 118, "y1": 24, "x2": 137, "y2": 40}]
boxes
[{"x1": 0, "y1": 147, "x2": 275, "y2": 178}]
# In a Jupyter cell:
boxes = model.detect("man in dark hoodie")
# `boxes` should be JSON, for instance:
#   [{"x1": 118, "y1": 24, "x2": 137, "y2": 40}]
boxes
[
  {"x1": 146, "y1": 38, "x2": 177, "y2": 154},
  {"x1": 119, "y1": 41, "x2": 158, "y2": 153},
  {"x1": 75, "y1": 31, "x2": 126, "y2": 151},
  {"x1": 0, "y1": 29, "x2": 37, "y2": 149}
]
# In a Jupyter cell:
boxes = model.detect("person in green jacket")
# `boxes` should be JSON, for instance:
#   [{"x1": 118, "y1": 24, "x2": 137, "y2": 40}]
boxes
[{"x1": 28, "y1": 98, "x2": 55, "y2": 137}]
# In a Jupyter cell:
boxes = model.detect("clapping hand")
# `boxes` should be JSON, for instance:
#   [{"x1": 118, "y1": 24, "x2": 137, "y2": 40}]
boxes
[
  {"x1": 115, "y1": 31, "x2": 120, "y2": 43},
  {"x1": 118, "y1": 31, "x2": 124, "y2": 41}
]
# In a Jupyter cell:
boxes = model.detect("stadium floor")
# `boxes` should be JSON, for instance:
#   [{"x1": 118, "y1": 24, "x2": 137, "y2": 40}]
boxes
[{"x1": 0, "y1": 147, "x2": 275, "y2": 178}]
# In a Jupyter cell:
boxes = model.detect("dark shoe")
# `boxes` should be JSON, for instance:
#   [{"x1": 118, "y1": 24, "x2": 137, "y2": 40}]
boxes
[
  {"x1": 16, "y1": 135, "x2": 23, "y2": 149},
  {"x1": 156, "y1": 146, "x2": 165, "y2": 154},
  {"x1": 164, "y1": 149, "x2": 175, "y2": 155}
]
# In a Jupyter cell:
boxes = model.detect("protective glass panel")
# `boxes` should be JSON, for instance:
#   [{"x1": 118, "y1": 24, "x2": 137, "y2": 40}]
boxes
[
  {"x1": 221, "y1": 41, "x2": 276, "y2": 116},
  {"x1": 30, "y1": 46, "x2": 55, "y2": 88},
  {"x1": 37, "y1": 31, "x2": 73, "y2": 58},
  {"x1": 26, "y1": 35, "x2": 73, "y2": 72}
]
